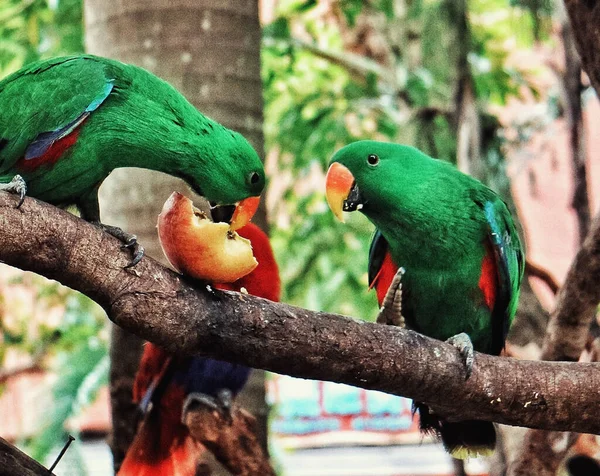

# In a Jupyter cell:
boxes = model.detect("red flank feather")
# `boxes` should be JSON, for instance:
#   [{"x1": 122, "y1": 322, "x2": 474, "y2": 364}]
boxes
[
  {"x1": 17, "y1": 129, "x2": 81, "y2": 173},
  {"x1": 370, "y1": 251, "x2": 398, "y2": 307},
  {"x1": 478, "y1": 244, "x2": 497, "y2": 310}
]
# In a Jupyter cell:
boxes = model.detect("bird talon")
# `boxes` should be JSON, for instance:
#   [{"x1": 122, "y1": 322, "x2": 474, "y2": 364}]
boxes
[
  {"x1": 124, "y1": 245, "x2": 145, "y2": 269},
  {"x1": 377, "y1": 267, "x2": 406, "y2": 327},
  {"x1": 217, "y1": 389, "x2": 234, "y2": 412},
  {"x1": 120, "y1": 236, "x2": 138, "y2": 250},
  {"x1": 446, "y1": 332, "x2": 475, "y2": 379},
  {"x1": 96, "y1": 223, "x2": 145, "y2": 268},
  {"x1": 182, "y1": 392, "x2": 221, "y2": 422},
  {"x1": 182, "y1": 390, "x2": 235, "y2": 424},
  {"x1": 0, "y1": 175, "x2": 27, "y2": 208}
]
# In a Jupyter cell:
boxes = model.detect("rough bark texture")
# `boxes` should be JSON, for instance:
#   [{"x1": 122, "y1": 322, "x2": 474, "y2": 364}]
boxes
[
  {"x1": 184, "y1": 404, "x2": 275, "y2": 476},
  {"x1": 0, "y1": 437, "x2": 53, "y2": 476},
  {"x1": 3, "y1": 195, "x2": 600, "y2": 435},
  {"x1": 508, "y1": 431, "x2": 577, "y2": 476},
  {"x1": 83, "y1": 0, "x2": 267, "y2": 471},
  {"x1": 106, "y1": 326, "x2": 143, "y2": 471},
  {"x1": 562, "y1": 19, "x2": 591, "y2": 245},
  {"x1": 564, "y1": 0, "x2": 600, "y2": 98}
]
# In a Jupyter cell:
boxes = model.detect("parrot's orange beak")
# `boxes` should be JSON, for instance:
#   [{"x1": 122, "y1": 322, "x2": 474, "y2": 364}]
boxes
[
  {"x1": 229, "y1": 196, "x2": 261, "y2": 231},
  {"x1": 325, "y1": 162, "x2": 355, "y2": 222}
]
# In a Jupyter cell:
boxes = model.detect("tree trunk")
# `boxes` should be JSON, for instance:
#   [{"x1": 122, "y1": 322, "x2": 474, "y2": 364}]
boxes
[
  {"x1": 559, "y1": 6, "x2": 590, "y2": 246},
  {"x1": 83, "y1": 0, "x2": 266, "y2": 472}
]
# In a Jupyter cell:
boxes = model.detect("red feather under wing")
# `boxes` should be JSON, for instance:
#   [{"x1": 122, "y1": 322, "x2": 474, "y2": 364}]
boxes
[
  {"x1": 132, "y1": 344, "x2": 171, "y2": 404},
  {"x1": 370, "y1": 251, "x2": 398, "y2": 307},
  {"x1": 478, "y1": 242, "x2": 498, "y2": 310},
  {"x1": 17, "y1": 127, "x2": 82, "y2": 173},
  {"x1": 118, "y1": 383, "x2": 201, "y2": 476}
]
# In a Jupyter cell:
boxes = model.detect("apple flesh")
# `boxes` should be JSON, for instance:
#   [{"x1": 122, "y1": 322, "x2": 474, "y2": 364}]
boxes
[{"x1": 157, "y1": 192, "x2": 258, "y2": 283}]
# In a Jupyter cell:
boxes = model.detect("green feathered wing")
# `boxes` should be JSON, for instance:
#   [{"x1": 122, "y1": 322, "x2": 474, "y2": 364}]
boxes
[{"x1": 0, "y1": 56, "x2": 115, "y2": 175}]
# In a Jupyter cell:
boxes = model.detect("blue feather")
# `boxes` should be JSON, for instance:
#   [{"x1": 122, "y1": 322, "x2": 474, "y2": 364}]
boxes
[
  {"x1": 24, "y1": 80, "x2": 114, "y2": 160},
  {"x1": 176, "y1": 357, "x2": 251, "y2": 397}
]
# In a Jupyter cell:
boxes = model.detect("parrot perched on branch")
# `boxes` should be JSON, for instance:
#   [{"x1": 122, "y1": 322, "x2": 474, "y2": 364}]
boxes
[
  {"x1": 118, "y1": 223, "x2": 281, "y2": 476},
  {"x1": 0, "y1": 55, "x2": 265, "y2": 265},
  {"x1": 325, "y1": 140, "x2": 524, "y2": 458}
]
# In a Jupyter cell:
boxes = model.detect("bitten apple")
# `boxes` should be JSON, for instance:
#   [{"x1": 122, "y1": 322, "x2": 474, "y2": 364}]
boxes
[{"x1": 157, "y1": 192, "x2": 258, "y2": 283}]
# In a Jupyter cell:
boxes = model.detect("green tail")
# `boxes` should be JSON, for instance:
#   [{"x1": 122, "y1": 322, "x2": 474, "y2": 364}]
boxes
[{"x1": 414, "y1": 402, "x2": 496, "y2": 459}]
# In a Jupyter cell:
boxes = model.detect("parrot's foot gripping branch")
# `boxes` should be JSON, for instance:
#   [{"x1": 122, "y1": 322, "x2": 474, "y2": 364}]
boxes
[
  {"x1": 0, "y1": 175, "x2": 27, "y2": 208},
  {"x1": 95, "y1": 223, "x2": 145, "y2": 268},
  {"x1": 446, "y1": 332, "x2": 475, "y2": 379},
  {"x1": 183, "y1": 389, "x2": 235, "y2": 424},
  {"x1": 376, "y1": 267, "x2": 406, "y2": 327}
]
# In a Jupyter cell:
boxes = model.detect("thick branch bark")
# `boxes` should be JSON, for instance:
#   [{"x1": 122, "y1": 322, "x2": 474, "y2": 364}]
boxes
[
  {"x1": 564, "y1": 0, "x2": 600, "y2": 96},
  {"x1": 0, "y1": 437, "x2": 53, "y2": 476},
  {"x1": 184, "y1": 404, "x2": 275, "y2": 476},
  {"x1": 2, "y1": 194, "x2": 600, "y2": 435}
]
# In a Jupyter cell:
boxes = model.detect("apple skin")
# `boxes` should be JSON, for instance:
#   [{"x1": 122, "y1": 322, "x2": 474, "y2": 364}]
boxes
[
  {"x1": 157, "y1": 192, "x2": 258, "y2": 283},
  {"x1": 230, "y1": 196, "x2": 260, "y2": 231}
]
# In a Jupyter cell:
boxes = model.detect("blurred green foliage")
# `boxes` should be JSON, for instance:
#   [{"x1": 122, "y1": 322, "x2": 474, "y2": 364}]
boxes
[
  {"x1": 0, "y1": 272, "x2": 107, "y2": 462},
  {"x1": 25, "y1": 292, "x2": 108, "y2": 460},
  {"x1": 0, "y1": 0, "x2": 82, "y2": 77}
]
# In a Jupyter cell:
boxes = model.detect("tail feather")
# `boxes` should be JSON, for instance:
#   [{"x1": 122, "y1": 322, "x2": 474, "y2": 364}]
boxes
[
  {"x1": 414, "y1": 402, "x2": 496, "y2": 459},
  {"x1": 118, "y1": 385, "x2": 202, "y2": 476}
]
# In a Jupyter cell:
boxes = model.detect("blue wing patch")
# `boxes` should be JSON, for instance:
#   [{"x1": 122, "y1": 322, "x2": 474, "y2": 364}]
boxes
[{"x1": 24, "y1": 80, "x2": 114, "y2": 161}]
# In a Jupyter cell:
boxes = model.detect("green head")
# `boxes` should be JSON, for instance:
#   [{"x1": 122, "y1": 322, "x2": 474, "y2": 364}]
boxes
[{"x1": 325, "y1": 140, "x2": 441, "y2": 224}]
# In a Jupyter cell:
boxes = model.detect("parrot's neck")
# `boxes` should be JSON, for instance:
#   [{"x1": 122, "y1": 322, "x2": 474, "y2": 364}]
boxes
[
  {"x1": 100, "y1": 122, "x2": 220, "y2": 192},
  {"x1": 364, "y1": 206, "x2": 469, "y2": 271}
]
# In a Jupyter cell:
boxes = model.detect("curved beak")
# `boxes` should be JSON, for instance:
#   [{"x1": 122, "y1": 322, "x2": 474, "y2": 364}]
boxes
[
  {"x1": 229, "y1": 195, "x2": 261, "y2": 231},
  {"x1": 325, "y1": 162, "x2": 356, "y2": 222}
]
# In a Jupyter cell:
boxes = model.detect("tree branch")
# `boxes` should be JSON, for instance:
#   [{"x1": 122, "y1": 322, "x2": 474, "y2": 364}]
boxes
[
  {"x1": 0, "y1": 437, "x2": 53, "y2": 476},
  {"x1": 184, "y1": 403, "x2": 275, "y2": 476},
  {"x1": 525, "y1": 260, "x2": 559, "y2": 296},
  {"x1": 1, "y1": 194, "x2": 600, "y2": 436},
  {"x1": 0, "y1": 364, "x2": 42, "y2": 385}
]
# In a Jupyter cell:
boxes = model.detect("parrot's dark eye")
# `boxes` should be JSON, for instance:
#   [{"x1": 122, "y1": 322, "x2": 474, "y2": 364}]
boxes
[
  {"x1": 367, "y1": 154, "x2": 379, "y2": 166},
  {"x1": 249, "y1": 171, "x2": 261, "y2": 185}
]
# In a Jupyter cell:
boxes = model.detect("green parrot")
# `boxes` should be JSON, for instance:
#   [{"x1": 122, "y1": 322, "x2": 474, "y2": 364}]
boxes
[
  {"x1": 0, "y1": 55, "x2": 265, "y2": 265},
  {"x1": 325, "y1": 140, "x2": 524, "y2": 458}
]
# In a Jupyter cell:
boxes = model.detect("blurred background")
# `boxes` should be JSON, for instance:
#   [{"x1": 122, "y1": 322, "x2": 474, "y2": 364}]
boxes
[{"x1": 0, "y1": 0, "x2": 598, "y2": 475}]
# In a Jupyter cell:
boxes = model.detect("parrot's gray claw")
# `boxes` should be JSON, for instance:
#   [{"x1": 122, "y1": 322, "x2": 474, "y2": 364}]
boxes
[
  {"x1": 376, "y1": 267, "x2": 406, "y2": 327},
  {"x1": 446, "y1": 332, "x2": 474, "y2": 379},
  {"x1": 0, "y1": 175, "x2": 27, "y2": 208},
  {"x1": 182, "y1": 389, "x2": 235, "y2": 424},
  {"x1": 121, "y1": 237, "x2": 144, "y2": 268},
  {"x1": 96, "y1": 223, "x2": 144, "y2": 268},
  {"x1": 217, "y1": 388, "x2": 234, "y2": 413},
  {"x1": 183, "y1": 392, "x2": 221, "y2": 418}
]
